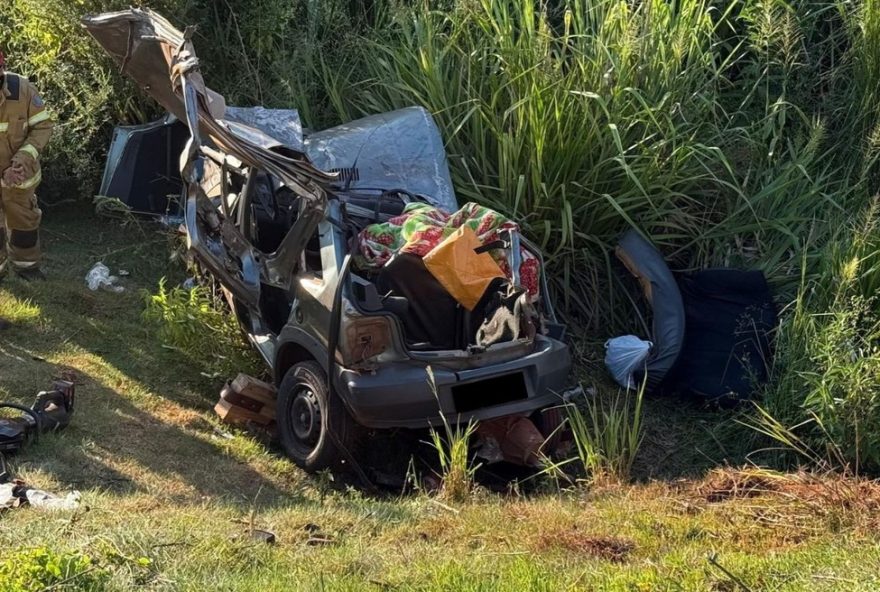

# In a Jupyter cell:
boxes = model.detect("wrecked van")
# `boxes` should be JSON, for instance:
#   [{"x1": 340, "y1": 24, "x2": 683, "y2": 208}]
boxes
[{"x1": 83, "y1": 9, "x2": 572, "y2": 470}]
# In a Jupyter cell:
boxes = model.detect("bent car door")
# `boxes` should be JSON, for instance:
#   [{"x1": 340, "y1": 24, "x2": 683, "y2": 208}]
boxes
[{"x1": 82, "y1": 9, "x2": 333, "y2": 313}]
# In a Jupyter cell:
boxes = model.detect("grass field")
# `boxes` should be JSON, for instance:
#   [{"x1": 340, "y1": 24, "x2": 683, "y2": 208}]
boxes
[{"x1": 1, "y1": 207, "x2": 880, "y2": 590}]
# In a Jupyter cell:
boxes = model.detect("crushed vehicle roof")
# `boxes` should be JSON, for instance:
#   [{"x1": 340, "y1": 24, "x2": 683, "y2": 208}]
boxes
[{"x1": 83, "y1": 9, "x2": 459, "y2": 213}]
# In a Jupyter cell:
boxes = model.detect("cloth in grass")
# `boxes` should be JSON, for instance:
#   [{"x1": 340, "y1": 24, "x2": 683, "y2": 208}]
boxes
[{"x1": 356, "y1": 202, "x2": 540, "y2": 298}]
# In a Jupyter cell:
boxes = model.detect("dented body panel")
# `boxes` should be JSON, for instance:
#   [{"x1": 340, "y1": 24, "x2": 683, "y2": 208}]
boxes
[{"x1": 83, "y1": 9, "x2": 572, "y2": 434}]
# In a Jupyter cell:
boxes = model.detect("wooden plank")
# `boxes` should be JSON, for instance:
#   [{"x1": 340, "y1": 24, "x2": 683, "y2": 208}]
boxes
[
  {"x1": 219, "y1": 387, "x2": 276, "y2": 421},
  {"x1": 214, "y1": 398, "x2": 274, "y2": 427},
  {"x1": 230, "y1": 374, "x2": 276, "y2": 407}
]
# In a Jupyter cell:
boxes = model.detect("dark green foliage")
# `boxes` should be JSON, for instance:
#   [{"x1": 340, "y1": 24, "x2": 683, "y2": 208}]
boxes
[
  {"x1": 0, "y1": 0, "x2": 374, "y2": 201},
  {"x1": 143, "y1": 278, "x2": 262, "y2": 378},
  {"x1": 8, "y1": 0, "x2": 880, "y2": 471}
]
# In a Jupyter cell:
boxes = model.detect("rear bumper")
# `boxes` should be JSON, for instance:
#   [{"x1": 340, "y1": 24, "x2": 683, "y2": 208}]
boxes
[{"x1": 334, "y1": 336, "x2": 571, "y2": 429}]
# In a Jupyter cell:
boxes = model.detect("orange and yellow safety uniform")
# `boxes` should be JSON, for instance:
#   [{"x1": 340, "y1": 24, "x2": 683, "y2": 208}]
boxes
[{"x1": 0, "y1": 72, "x2": 53, "y2": 274}]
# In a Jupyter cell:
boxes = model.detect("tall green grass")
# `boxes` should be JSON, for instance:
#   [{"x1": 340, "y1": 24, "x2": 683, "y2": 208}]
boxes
[
  {"x1": 425, "y1": 368, "x2": 480, "y2": 501},
  {"x1": 760, "y1": 201, "x2": 880, "y2": 472},
  {"x1": 567, "y1": 381, "x2": 645, "y2": 483},
  {"x1": 330, "y1": 0, "x2": 736, "y2": 327},
  {"x1": 324, "y1": 0, "x2": 880, "y2": 332},
  {"x1": 317, "y1": 0, "x2": 880, "y2": 470},
  {"x1": 24, "y1": 0, "x2": 878, "y2": 473}
]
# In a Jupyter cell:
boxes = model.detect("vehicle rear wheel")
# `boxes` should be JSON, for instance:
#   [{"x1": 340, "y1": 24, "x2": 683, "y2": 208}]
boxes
[{"x1": 277, "y1": 361, "x2": 362, "y2": 472}]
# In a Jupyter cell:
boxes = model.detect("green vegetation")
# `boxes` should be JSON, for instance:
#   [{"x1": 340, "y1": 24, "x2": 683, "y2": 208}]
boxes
[
  {"x1": 0, "y1": 547, "x2": 105, "y2": 592},
  {"x1": 568, "y1": 381, "x2": 645, "y2": 483},
  {"x1": 425, "y1": 369, "x2": 481, "y2": 502},
  {"x1": 0, "y1": 193, "x2": 874, "y2": 591},
  {"x1": 3, "y1": 0, "x2": 880, "y2": 586},
  {"x1": 313, "y1": 0, "x2": 880, "y2": 472},
  {"x1": 0, "y1": 0, "x2": 370, "y2": 202},
  {"x1": 143, "y1": 278, "x2": 262, "y2": 379},
  {"x1": 327, "y1": 0, "x2": 880, "y2": 327},
  {"x1": 759, "y1": 202, "x2": 880, "y2": 472},
  {"x1": 7, "y1": 0, "x2": 869, "y2": 470},
  {"x1": 1, "y1": 0, "x2": 181, "y2": 201}
]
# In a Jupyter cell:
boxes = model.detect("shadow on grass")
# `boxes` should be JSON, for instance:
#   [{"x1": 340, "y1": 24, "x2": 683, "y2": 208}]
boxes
[
  {"x1": 0, "y1": 206, "x2": 313, "y2": 507},
  {"x1": 0, "y1": 349, "x2": 308, "y2": 506},
  {"x1": 0, "y1": 205, "x2": 762, "y2": 501}
]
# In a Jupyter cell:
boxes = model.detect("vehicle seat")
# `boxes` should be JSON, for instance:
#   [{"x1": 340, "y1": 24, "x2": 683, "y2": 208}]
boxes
[{"x1": 376, "y1": 253, "x2": 460, "y2": 349}]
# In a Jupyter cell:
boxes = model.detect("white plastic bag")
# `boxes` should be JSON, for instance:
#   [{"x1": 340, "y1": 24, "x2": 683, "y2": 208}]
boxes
[
  {"x1": 85, "y1": 262, "x2": 124, "y2": 293},
  {"x1": 605, "y1": 335, "x2": 652, "y2": 390},
  {"x1": 25, "y1": 488, "x2": 81, "y2": 511}
]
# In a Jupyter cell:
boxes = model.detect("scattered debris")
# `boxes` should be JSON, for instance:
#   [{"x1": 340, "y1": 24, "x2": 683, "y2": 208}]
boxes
[
  {"x1": 0, "y1": 376, "x2": 78, "y2": 505},
  {"x1": 93, "y1": 195, "x2": 134, "y2": 219},
  {"x1": 613, "y1": 230, "x2": 777, "y2": 402},
  {"x1": 85, "y1": 262, "x2": 125, "y2": 293},
  {"x1": 23, "y1": 487, "x2": 82, "y2": 511},
  {"x1": 306, "y1": 535, "x2": 334, "y2": 546},
  {"x1": 562, "y1": 385, "x2": 590, "y2": 403},
  {"x1": 231, "y1": 518, "x2": 278, "y2": 545},
  {"x1": 474, "y1": 431, "x2": 504, "y2": 464},
  {"x1": 210, "y1": 427, "x2": 234, "y2": 440},
  {"x1": 605, "y1": 335, "x2": 652, "y2": 390},
  {"x1": 300, "y1": 522, "x2": 334, "y2": 546},
  {"x1": 696, "y1": 468, "x2": 779, "y2": 503},
  {"x1": 214, "y1": 374, "x2": 276, "y2": 430},
  {"x1": 1, "y1": 480, "x2": 81, "y2": 512},
  {"x1": 0, "y1": 377, "x2": 76, "y2": 455},
  {"x1": 476, "y1": 416, "x2": 545, "y2": 467},
  {"x1": 249, "y1": 529, "x2": 276, "y2": 545},
  {"x1": 533, "y1": 406, "x2": 569, "y2": 458},
  {"x1": 158, "y1": 215, "x2": 185, "y2": 229},
  {"x1": 672, "y1": 269, "x2": 777, "y2": 403},
  {"x1": 99, "y1": 115, "x2": 187, "y2": 218}
]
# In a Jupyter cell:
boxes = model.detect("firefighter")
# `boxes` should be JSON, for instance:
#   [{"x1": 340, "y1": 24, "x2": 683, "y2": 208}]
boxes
[{"x1": 0, "y1": 50, "x2": 53, "y2": 280}]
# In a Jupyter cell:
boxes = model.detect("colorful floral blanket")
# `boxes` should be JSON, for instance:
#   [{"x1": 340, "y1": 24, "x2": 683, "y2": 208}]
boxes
[{"x1": 356, "y1": 202, "x2": 540, "y2": 298}]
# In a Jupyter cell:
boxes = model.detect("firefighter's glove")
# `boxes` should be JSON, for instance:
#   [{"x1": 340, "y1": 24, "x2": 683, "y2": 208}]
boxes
[
  {"x1": 11, "y1": 151, "x2": 38, "y2": 180},
  {"x1": 1, "y1": 165, "x2": 25, "y2": 187}
]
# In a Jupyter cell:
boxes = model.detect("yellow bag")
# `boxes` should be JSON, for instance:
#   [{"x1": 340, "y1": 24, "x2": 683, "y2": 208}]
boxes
[{"x1": 423, "y1": 226, "x2": 505, "y2": 311}]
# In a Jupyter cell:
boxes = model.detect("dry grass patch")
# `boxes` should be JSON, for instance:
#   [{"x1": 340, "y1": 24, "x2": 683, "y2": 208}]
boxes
[
  {"x1": 680, "y1": 467, "x2": 880, "y2": 541},
  {"x1": 694, "y1": 467, "x2": 783, "y2": 503},
  {"x1": 534, "y1": 528, "x2": 635, "y2": 563}
]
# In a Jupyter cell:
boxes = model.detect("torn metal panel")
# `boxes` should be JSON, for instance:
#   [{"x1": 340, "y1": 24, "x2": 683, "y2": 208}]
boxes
[
  {"x1": 306, "y1": 107, "x2": 459, "y2": 212},
  {"x1": 224, "y1": 106, "x2": 305, "y2": 153},
  {"x1": 82, "y1": 9, "x2": 334, "y2": 311},
  {"x1": 100, "y1": 114, "x2": 188, "y2": 215},
  {"x1": 81, "y1": 9, "x2": 335, "y2": 194}
]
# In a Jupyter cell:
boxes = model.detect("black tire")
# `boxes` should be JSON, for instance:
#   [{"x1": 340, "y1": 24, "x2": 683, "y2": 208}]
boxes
[{"x1": 276, "y1": 361, "x2": 363, "y2": 472}]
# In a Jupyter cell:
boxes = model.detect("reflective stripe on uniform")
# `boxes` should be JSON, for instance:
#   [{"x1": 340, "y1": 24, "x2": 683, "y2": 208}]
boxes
[
  {"x1": 0, "y1": 170, "x2": 41, "y2": 189},
  {"x1": 18, "y1": 144, "x2": 39, "y2": 160},
  {"x1": 9, "y1": 229, "x2": 38, "y2": 249},
  {"x1": 0, "y1": 122, "x2": 7, "y2": 132},
  {"x1": 27, "y1": 111, "x2": 50, "y2": 126}
]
